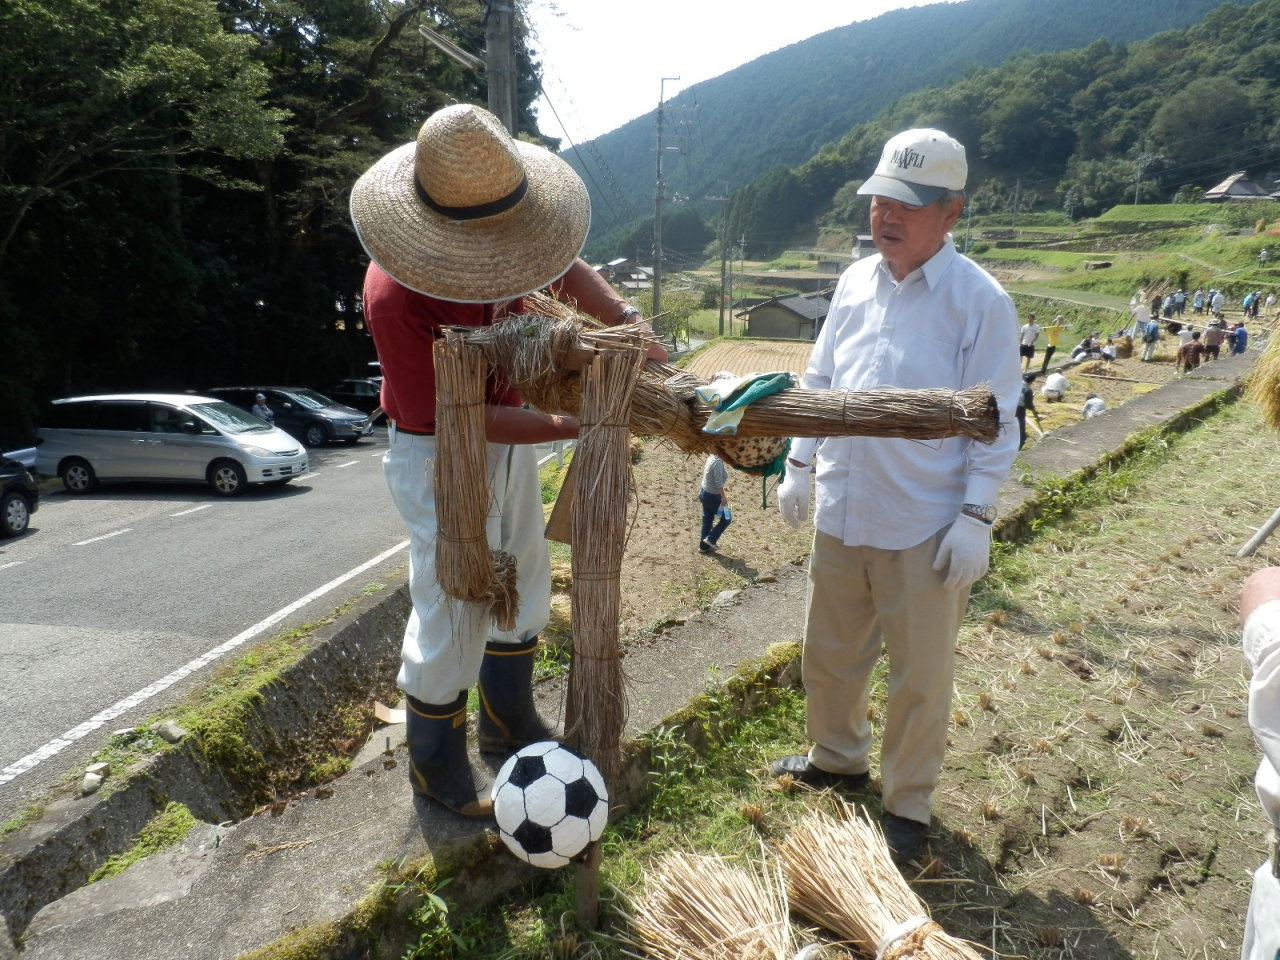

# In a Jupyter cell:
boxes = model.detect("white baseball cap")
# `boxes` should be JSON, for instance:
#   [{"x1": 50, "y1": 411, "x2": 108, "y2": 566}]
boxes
[{"x1": 858, "y1": 128, "x2": 967, "y2": 206}]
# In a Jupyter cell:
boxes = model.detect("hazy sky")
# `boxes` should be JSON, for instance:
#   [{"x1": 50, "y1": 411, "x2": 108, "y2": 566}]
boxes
[{"x1": 524, "y1": 0, "x2": 943, "y2": 144}]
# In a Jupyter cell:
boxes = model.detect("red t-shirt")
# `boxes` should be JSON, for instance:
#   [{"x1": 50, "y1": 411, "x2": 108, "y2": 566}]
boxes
[{"x1": 362, "y1": 262, "x2": 522, "y2": 432}]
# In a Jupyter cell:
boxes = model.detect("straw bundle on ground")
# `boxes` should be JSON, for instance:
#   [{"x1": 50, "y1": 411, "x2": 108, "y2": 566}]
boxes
[
  {"x1": 622, "y1": 852, "x2": 797, "y2": 960},
  {"x1": 780, "y1": 804, "x2": 982, "y2": 960},
  {"x1": 567, "y1": 345, "x2": 643, "y2": 786},
  {"x1": 432, "y1": 335, "x2": 518, "y2": 630},
  {"x1": 1246, "y1": 326, "x2": 1280, "y2": 431},
  {"x1": 459, "y1": 314, "x2": 1000, "y2": 472}
]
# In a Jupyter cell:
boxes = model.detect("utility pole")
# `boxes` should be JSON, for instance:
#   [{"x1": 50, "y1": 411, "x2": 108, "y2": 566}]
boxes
[
  {"x1": 652, "y1": 77, "x2": 680, "y2": 318},
  {"x1": 484, "y1": 2, "x2": 518, "y2": 135},
  {"x1": 710, "y1": 182, "x2": 730, "y2": 336},
  {"x1": 1011, "y1": 179, "x2": 1020, "y2": 247},
  {"x1": 964, "y1": 198, "x2": 975, "y2": 253}
]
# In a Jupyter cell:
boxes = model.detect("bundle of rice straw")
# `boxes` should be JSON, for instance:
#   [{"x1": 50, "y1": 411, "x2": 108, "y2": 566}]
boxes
[
  {"x1": 1246, "y1": 324, "x2": 1280, "y2": 431},
  {"x1": 622, "y1": 851, "x2": 798, "y2": 960},
  {"x1": 779, "y1": 803, "x2": 982, "y2": 960},
  {"x1": 567, "y1": 344, "x2": 643, "y2": 786},
  {"x1": 432, "y1": 334, "x2": 518, "y2": 630},
  {"x1": 459, "y1": 314, "x2": 999, "y2": 471}
]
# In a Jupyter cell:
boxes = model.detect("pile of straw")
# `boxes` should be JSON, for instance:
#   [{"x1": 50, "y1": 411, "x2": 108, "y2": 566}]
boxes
[
  {"x1": 432, "y1": 335, "x2": 518, "y2": 630},
  {"x1": 1246, "y1": 327, "x2": 1280, "y2": 431},
  {"x1": 622, "y1": 852, "x2": 798, "y2": 960},
  {"x1": 567, "y1": 345, "x2": 643, "y2": 786},
  {"x1": 459, "y1": 314, "x2": 1000, "y2": 470},
  {"x1": 779, "y1": 804, "x2": 982, "y2": 960}
]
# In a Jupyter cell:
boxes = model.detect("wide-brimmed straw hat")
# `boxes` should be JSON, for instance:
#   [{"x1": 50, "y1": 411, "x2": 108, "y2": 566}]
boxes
[{"x1": 350, "y1": 104, "x2": 590, "y2": 303}]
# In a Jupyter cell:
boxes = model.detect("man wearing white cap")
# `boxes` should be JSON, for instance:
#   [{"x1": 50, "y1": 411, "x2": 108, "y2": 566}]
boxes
[
  {"x1": 772, "y1": 128, "x2": 1020, "y2": 861},
  {"x1": 350, "y1": 104, "x2": 661, "y2": 818}
]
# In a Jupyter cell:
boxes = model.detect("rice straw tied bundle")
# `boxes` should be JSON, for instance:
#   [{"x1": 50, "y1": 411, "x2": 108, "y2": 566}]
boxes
[
  {"x1": 432, "y1": 333, "x2": 518, "y2": 630},
  {"x1": 1245, "y1": 324, "x2": 1280, "y2": 431},
  {"x1": 780, "y1": 803, "x2": 982, "y2": 959},
  {"x1": 621, "y1": 851, "x2": 798, "y2": 960},
  {"x1": 568, "y1": 344, "x2": 644, "y2": 786},
  {"x1": 461, "y1": 314, "x2": 1000, "y2": 472}
]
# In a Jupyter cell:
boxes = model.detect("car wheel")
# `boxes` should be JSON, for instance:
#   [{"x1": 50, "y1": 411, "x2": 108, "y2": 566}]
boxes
[
  {"x1": 208, "y1": 459, "x2": 247, "y2": 497},
  {"x1": 1, "y1": 491, "x2": 30, "y2": 537},
  {"x1": 303, "y1": 422, "x2": 328, "y2": 447},
  {"x1": 61, "y1": 458, "x2": 98, "y2": 495}
]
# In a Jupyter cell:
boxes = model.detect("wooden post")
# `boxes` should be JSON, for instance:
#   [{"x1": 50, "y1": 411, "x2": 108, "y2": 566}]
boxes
[{"x1": 1238, "y1": 503, "x2": 1280, "y2": 558}]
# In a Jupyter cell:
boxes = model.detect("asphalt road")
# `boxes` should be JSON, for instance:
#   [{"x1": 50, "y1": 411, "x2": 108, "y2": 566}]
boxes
[{"x1": 0, "y1": 429, "x2": 408, "y2": 821}]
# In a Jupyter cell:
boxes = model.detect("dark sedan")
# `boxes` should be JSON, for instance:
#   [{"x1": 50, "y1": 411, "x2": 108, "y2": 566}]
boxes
[
  {"x1": 1, "y1": 457, "x2": 39, "y2": 537},
  {"x1": 321, "y1": 378, "x2": 384, "y2": 419},
  {"x1": 205, "y1": 387, "x2": 374, "y2": 447}
]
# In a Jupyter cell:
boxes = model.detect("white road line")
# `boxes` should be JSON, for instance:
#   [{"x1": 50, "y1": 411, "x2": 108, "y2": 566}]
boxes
[
  {"x1": 0, "y1": 539, "x2": 410, "y2": 787},
  {"x1": 335, "y1": 460, "x2": 358, "y2": 469},
  {"x1": 0, "y1": 561, "x2": 24, "y2": 570},
  {"x1": 170, "y1": 505, "x2": 212, "y2": 517},
  {"x1": 369, "y1": 452, "x2": 383, "y2": 458},
  {"x1": 73, "y1": 528, "x2": 132, "y2": 546}
]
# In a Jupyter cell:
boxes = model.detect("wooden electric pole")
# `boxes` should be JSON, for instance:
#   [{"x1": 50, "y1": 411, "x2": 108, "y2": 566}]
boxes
[
  {"x1": 652, "y1": 77, "x2": 680, "y2": 318},
  {"x1": 710, "y1": 182, "x2": 730, "y2": 336},
  {"x1": 485, "y1": 2, "x2": 518, "y2": 135}
]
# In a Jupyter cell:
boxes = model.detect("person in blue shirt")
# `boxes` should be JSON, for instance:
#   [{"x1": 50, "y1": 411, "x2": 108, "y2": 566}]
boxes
[
  {"x1": 1141, "y1": 315, "x2": 1161, "y2": 362},
  {"x1": 1231, "y1": 322, "x2": 1248, "y2": 356}
]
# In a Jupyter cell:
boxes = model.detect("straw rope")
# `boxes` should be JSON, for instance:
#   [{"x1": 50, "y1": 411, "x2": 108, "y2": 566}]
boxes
[
  {"x1": 779, "y1": 802, "x2": 982, "y2": 960},
  {"x1": 432, "y1": 336, "x2": 518, "y2": 630},
  {"x1": 621, "y1": 851, "x2": 798, "y2": 960},
  {"x1": 567, "y1": 345, "x2": 644, "y2": 786}
]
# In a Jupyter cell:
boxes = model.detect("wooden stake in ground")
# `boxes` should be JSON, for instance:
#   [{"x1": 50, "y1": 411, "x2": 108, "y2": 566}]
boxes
[
  {"x1": 780, "y1": 802, "x2": 983, "y2": 959},
  {"x1": 567, "y1": 343, "x2": 644, "y2": 928}
]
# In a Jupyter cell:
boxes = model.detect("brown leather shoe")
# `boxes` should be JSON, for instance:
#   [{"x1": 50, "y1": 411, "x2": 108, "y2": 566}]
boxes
[{"x1": 768, "y1": 755, "x2": 871, "y2": 790}]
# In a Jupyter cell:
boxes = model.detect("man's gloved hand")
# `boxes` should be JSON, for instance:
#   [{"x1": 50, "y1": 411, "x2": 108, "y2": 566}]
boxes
[
  {"x1": 777, "y1": 460, "x2": 810, "y2": 530},
  {"x1": 932, "y1": 514, "x2": 992, "y2": 589}
]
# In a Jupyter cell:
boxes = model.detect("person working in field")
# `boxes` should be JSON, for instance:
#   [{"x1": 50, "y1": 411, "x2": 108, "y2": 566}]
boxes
[
  {"x1": 350, "y1": 104, "x2": 662, "y2": 818},
  {"x1": 772, "y1": 128, "x2": 1020, "y2": 862}
]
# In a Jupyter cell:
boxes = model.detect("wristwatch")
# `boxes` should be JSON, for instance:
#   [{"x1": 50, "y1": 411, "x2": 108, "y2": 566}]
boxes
[
  {"x1": 616, "y1": 305, "x2": 642, "y2": 323},
  {"x1": 961, "y1": 503, "x2": 997, "y2": 525}
]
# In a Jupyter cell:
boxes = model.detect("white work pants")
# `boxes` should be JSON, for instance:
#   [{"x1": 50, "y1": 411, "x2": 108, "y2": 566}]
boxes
[
  {"x1": 802, "y1": 528, "x2": 970, "y2": 825},
  {"x1": 384, "y1": 426, "x2": 551, "y2": 704},
  {"x1": 1242, "y1": 860, "x2": 1280, "y2": 959}
]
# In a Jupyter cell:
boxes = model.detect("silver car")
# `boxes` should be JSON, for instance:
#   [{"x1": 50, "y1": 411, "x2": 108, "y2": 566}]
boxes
[{"x1": 35, "y1": 394, "x2": 309, "y2": 497}]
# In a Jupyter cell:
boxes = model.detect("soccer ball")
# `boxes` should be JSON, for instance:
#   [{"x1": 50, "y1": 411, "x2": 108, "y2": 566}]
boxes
[{"x1": 492, "y1": 741, "x2": 609, "y2": 868}]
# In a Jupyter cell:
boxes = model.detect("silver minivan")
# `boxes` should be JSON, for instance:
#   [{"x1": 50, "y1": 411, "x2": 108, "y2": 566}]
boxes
[{"x1": 35, "y1": 394, "x2": 309, "y2": 497}]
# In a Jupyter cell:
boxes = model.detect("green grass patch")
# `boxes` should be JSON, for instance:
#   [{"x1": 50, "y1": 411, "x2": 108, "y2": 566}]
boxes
[
  {"x1": 538, "y1": 449, "x2": 574, "y2": 505},
  {"x1": 87, "y1": 802, "x2": 196, "y2": 884},
  {"x1": 2, "y1": 803, "x2": 44, "y2": 837}
]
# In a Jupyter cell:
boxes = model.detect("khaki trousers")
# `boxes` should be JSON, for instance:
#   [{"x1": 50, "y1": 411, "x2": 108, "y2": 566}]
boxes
[{"x1": 803, "y1": 528, "x2": 970, "y2": 824}]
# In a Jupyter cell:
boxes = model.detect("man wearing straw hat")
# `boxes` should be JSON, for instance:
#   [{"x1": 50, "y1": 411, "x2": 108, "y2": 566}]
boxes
[
  {"x1": 351, "y1": 103, "x2": 661, "y2": 818},
  {"x1": 773, "y1": 128, "x2": 1020, "y2": 862}
]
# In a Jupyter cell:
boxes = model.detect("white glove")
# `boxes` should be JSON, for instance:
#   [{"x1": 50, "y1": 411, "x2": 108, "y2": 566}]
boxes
[
  {"x1": 777, "y1": 461, "x2": 810, "y2": 530},
  {"x1": 932, "y1": 514, "x2": 992, "y2": 589}
]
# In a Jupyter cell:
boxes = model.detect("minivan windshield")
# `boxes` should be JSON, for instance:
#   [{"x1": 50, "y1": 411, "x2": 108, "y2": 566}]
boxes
[
  {"x1": 190, "y1": 401, "x2": 274, "y2": 434},
  {"x1": 285, "y1": 389, "x2": 335, "y2": 410}
]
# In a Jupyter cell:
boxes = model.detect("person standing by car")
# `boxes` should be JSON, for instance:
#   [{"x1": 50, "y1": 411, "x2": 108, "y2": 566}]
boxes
[
  {"x1": 350, "y1": 104, "x2": 662, "y2": 819},
  {"x1": 251, "y1": 393, "x2": 274, "y2": 422},
  {"x1": 771, "y1": 127, "x2": 1020, "y2": 862}
]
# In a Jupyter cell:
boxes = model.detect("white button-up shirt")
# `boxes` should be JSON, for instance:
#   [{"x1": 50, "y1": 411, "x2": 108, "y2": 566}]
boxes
[
  {"x1": 1243, "y1": 598, "x2": 1280, "y2": 957},
  {"x1": 790, "y1": 239, "x2": 1020, "y2": 550}
]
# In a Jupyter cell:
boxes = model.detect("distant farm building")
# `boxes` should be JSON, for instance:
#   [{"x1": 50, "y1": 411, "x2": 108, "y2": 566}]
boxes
[
  {"x1": 1202, "y1": 171, "x2": 1273, "y2": 203},
  {"x1": 744, "y1": 291, "x2": 832, "y2": 340}
]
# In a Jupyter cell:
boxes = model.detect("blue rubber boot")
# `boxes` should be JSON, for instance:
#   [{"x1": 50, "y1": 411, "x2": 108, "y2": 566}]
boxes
[
  {"x1": 477, "y1": 637, "x2": 563, "y2": 754},
  {"x1": 405, "y1": 692, "x2": 492, "y2": 817}
]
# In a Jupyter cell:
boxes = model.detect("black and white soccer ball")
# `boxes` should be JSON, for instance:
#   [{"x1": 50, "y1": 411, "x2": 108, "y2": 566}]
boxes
[{"x1": 492, "y1": 741, "x2": 609, "y2": 868}]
